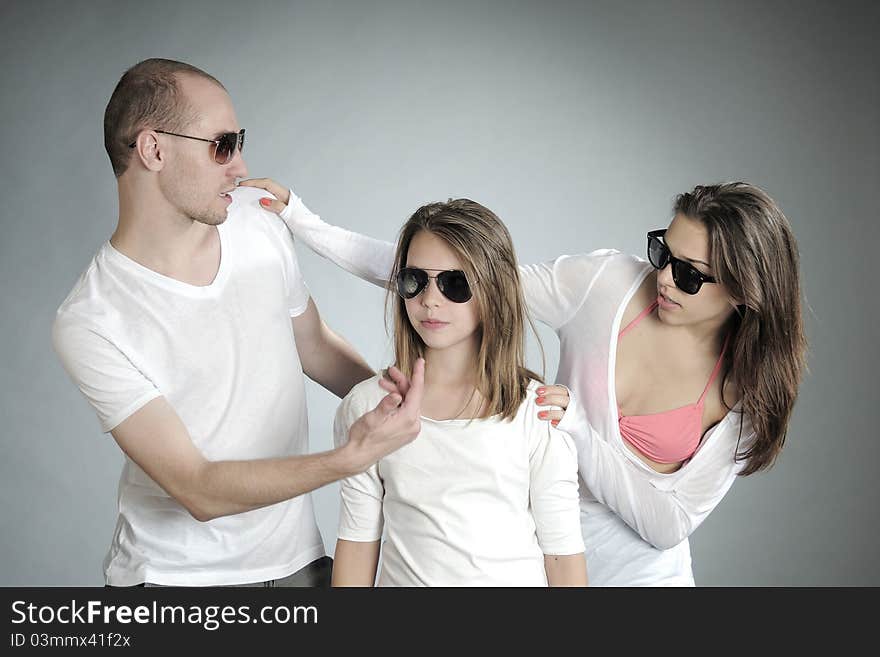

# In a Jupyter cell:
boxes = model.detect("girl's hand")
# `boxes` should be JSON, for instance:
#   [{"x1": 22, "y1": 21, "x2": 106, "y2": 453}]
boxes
[
  {"x1": 237, "y1": 178, "x2": 291, "y2": 213},
  {"x1": 535, "y1": 385, "x2": 570, "y2": 427}
]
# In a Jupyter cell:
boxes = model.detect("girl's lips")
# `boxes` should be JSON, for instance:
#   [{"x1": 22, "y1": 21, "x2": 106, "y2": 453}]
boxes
[{"x1": 420, "y1": 320, "x2": 449, "y2": 329}]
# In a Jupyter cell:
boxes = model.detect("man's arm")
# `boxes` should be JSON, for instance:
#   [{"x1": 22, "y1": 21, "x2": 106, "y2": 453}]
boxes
[
  {"x1": 292, "y1": 297, "x2": 374, "y2": 399},
  {"x1": 111, "y1": 359, "x2": 424, "y2": 522},
  {"x1": 331, "y1": 539, "x2": 381, "y2": 587}
]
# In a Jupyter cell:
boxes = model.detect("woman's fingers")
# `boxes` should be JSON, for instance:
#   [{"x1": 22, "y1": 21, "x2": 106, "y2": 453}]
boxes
[
  {"x1": 537, "y1": 409, "x2": 565, "y2": 427},
  {"x1": 237, "y1": 177, "x2": 291, "y2": 206},
  {"x1": 535, "y1": 385, "x2": 570, "y2": 410},
  {"x1": 258, "y1": 197, "x2": 287, "y2": 214},
  {"x1": 535, "y1": 385, "x2": 569, "y2": 426}
]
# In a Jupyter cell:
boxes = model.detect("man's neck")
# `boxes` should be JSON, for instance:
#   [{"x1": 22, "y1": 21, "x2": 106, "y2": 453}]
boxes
[{"x1": 111, "y1": 182, "x2": 219, "y2": 284}]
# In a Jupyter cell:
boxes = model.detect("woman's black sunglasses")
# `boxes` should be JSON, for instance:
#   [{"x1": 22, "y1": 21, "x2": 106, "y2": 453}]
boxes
[
  {"x1": 396, "y1": 268, "x2": 473, "y2": 303},
  {"x1": 128, "y1": 129, "x2": 246, "y2": 165},
  {"x1": 647, "y1": 229, "x2": 716, "y2": 295}
]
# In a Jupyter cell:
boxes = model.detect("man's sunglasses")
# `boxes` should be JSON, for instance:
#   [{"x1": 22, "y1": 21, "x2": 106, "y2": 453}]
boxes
[
  {"x1": 396, "y1": 268, "x2": 473, "y2": 303},
  {"x1": 128, "y1": 129, "x2": 246, "y2": 165},
  {"x1": 647, "y1": 229, "x2": 716, "y2": 295}
]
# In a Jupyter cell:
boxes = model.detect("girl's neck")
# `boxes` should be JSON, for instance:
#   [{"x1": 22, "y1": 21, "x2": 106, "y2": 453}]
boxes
[{"x1": 422, "y1": 335, "x2": 480, "y2": 389}]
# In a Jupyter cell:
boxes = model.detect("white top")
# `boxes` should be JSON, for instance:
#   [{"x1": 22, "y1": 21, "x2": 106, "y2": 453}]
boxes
[
  {"x1": 52, "y1": 186, "x2": 326, "y2": 586},
  {"x1": 280, "y1": 192, "x2": 756, "y2": 586},
  {"x1": 334, "y1": 376, "x2": 583, "y2": 587}
]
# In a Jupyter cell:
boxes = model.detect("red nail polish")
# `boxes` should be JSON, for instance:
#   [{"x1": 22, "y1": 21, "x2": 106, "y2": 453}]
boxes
[
  {"x1": 537, "y1": 388, "x2": 545, "y2": 395},
  {"x1": 552, "y1": 420, "x2": 559, "y2": 426},
  {"x1": 538, "y1": 411, "x2": 547, "y2": 419},
  {"x1": 536, "y1": 396, "x2": 545, "y2": 404},
  {"x1": 260, "y1": 198, "x2": 270, "y2": 206}
]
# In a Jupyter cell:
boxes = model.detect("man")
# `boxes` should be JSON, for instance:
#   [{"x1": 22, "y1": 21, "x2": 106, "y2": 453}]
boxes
[{"x1": 52, "y1": 58, "x2": 423, "y2": 587}]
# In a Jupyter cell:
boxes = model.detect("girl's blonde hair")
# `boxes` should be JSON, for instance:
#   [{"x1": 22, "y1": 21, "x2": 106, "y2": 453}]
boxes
[{"x1": 387, "y1": 199, "x2": 542, "y2": 421}]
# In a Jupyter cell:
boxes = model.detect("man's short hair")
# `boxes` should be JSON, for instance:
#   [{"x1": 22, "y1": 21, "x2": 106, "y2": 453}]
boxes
[{"x1": 103, "y1": 58, "x2": 225, "y2": 177}]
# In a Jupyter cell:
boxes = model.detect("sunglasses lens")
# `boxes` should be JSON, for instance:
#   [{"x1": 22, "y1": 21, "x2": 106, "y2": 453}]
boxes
[
  {"x1": 214, "y1": 131, "x2": 244, "y2": 164},
  {"x1": 397, "y1": 269, "x2": 427, "y2": 299},
  {"x1": 648, "y1": 236, "x2": 668, "y2": 270},
  {"x1": 671, "y1": 260, "x2": 702, "y2": 295},
  {"x1": 437, "y1": 270, "x2": 472, "y2": 303},
  {"x1": 214, "y1": 134, "x2": 232, "y2": 164}
]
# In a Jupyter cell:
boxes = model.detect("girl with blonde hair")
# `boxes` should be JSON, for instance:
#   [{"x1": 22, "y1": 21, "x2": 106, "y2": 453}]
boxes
[{"x1": 314, "y1": 198, "x2": 586, "y2": 586}]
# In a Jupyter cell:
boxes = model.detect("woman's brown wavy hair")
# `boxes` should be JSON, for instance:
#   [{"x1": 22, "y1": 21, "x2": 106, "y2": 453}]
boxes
[
  {"x1": 674, "y1": 182, "x2": 808, "y2": 475},
  {"x1": 386, "y1": 199, "x2": 542, "y2": 421}
]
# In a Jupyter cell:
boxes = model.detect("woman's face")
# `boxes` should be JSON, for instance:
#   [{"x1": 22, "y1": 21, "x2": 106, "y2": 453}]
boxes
[
  {"x1": 404, "y1": 230, "x2": 481, "y2": 355},
  {"x1": 655, "y1": 213, "x2": 738, "y2": 329}
]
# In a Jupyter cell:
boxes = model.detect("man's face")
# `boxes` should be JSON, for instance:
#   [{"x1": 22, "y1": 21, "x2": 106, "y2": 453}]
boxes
[{"x1": 157, "y1": 73, "x2": 248, "y2": 226}]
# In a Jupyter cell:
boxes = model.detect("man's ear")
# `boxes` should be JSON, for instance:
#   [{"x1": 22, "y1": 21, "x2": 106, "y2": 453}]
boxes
[{"x1": 131, "y1": 131, "x2": 165, "y2": 172}]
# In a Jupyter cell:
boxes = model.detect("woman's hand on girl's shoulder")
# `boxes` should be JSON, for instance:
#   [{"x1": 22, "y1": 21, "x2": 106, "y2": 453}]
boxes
[{"x1": 535, "y1": 385, "x2": 569, "y2": 427}]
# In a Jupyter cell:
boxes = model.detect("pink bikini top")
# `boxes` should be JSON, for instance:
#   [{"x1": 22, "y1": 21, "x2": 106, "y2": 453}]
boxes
[{"x1": 617, "y1": 300, "x2": 728, "y2": 464}]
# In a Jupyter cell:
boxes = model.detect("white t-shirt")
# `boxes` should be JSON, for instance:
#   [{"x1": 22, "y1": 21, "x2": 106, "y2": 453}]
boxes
[
  {"x1": 334, "y1": 376, "x2": 584, "y2": 587},
  {"x1": 52, "y1": 186, "x2": 325, "y2": 586},
  {"x1": 279, "y1": 192, "x2": 756, "y2": 587}
]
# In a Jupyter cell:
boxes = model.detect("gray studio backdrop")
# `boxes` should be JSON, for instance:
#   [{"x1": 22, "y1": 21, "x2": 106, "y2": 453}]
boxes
[{"x1": 1, "y1": 0, "x2": 876, "y2": 586}]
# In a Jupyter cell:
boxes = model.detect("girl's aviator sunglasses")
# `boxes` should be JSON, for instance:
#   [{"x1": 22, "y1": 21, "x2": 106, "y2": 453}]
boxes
[
  {"x1": 396, "y1": 268, "x2": 473, "y2": 303},
  {"x1": 647, "y1": 229, "x2": 716, "y2": 295},
  {"x1": 128, "y1": 129, "x2": 246, "y2": 165}
]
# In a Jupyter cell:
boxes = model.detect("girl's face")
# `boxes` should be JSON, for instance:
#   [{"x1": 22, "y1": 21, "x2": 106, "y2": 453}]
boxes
[
  {"x1": 404, "y1": 230, "x2": 481, "y2": 356},
  {"x1": 655, "y1": 213, "x2": 738, "y2": 329}
]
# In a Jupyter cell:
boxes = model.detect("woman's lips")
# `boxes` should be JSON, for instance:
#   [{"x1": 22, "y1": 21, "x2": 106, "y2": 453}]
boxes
[
  {"x1": 420, "y1": 320, "x2": 449, "y2": 329},
  {"x1": 657, "y1": 292, "x2": 680, "y2": 310}
]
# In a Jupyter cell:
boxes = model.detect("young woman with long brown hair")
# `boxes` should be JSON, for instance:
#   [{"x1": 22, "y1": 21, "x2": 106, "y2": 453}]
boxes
[{"x1": 241, "y1": 178, "x2": 807, "y2": 586}]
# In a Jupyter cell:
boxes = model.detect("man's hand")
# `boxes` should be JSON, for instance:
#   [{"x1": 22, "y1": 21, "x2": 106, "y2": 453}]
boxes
[
  {"x1": 238, "y1": 178, "x2": 290, "y2": 213},
  {"x1": 377, "y1": 365, "x2": 416, "y2": 399},
  {"x1": 342, "y1": 358, "x2": 426, "y2": 475}
]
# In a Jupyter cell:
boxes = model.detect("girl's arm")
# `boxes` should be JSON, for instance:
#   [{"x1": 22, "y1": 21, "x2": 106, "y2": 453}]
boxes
[
  {"x1": 544, "y1": 554, "x2": 588, "y2": 587},
  {"x1": 527, "y1": 412, "x2": 587, "y2": 586},
  {"x1": 331, "y1": 539, "x2": 381, "y2": 587},
  {"x1": 331, "y1": 385, "x2": 388, "y2": 585}
]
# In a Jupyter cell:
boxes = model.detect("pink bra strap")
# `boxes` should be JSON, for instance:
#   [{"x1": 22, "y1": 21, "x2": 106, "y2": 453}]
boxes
[
  {"x1": 697, "y1": 332, "x2": 731, "y2": 405},
  {"x1": 618, "y1": 300, "x2": 659, "y2": 340}
]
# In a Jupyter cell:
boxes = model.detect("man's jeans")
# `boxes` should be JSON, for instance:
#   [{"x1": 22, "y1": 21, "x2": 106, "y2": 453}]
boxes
[{"x1": 109, "y1": 556, "x2": 334, "y2": 588}]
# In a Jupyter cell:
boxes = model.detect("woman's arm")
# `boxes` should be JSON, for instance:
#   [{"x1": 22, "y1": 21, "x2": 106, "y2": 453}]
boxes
[
  {"x1": 331, "y1": 539, "x2": 381, "y2": 587},
  {"x1": 555, "y1": 390, "x2": 749, "y2": 550},
  {"x1": 239, "y1": 179, "x2": 395, "y2": 288},
  {"x1": 245, "y1": 180, "x2": 732, "y2": 549},
  {"x1": 237, "y1": 179, "x2": 612, "y2": 332}
]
